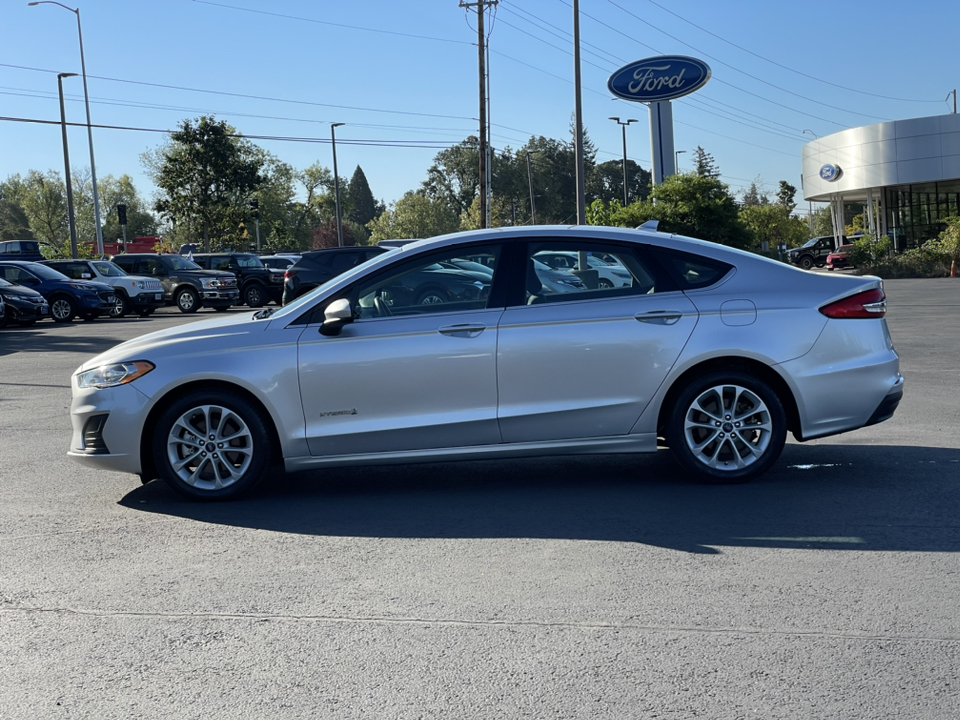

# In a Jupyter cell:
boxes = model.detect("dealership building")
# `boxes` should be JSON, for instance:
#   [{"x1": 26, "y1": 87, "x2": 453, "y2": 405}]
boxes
[{"x1": 802, "y1": 112, "x2": 960, "y2": 251}]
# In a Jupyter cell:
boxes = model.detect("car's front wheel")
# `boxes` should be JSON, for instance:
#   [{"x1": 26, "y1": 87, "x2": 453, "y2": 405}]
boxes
[
  {"x1": 666, "y1": 371, "x2": 786, "y2": 484},
  {"x1": 798, "y1": 255, "x2": 814, "y2": 270},
  {"x1": 153, "y1": 391, "x2": 274, "y2": 501},
  {"x1": 176, "y1": 288, "x2": 200, "y2": 313},
  {"x1": 50, "y1": 295, "x2": 77, "y2": 323},
  {"x1": 110, "y1": 292, "x2": 129, "y2": 318}
]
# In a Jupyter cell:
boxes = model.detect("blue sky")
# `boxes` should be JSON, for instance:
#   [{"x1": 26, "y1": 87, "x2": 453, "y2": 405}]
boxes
[{"x1": 1, "y1": 0, "x2": 956, "y2": 216}]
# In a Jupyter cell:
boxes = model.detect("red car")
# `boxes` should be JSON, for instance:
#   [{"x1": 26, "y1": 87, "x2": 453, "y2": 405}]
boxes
[{"x1": 827, "y1": 244, "x2": 855, "y2": 270}]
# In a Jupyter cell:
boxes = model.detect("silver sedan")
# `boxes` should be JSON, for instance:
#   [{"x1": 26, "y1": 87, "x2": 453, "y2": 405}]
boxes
[{"x1": 68, "y1": 226, "x2": 903, "y2": 500}]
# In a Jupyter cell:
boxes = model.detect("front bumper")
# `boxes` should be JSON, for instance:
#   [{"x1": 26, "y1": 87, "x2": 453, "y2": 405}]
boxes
[
  {"x1": 201, "y1": 289, "x2": 239, "y2": 305},
  {"x1": 78, "y1": 291, "x2": 116, "y2": 315},
  {"x1": 68, "y1": 381, "x2": 150, "y2": 475},
  {"x1": 131, "y1": 292, "x2": 166, "y2": 310}
]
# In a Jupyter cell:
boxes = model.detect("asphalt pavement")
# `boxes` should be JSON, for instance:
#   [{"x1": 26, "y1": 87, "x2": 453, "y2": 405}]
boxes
[{"x1": 1, "y1": 280, "x2": 959, "y2": 719}]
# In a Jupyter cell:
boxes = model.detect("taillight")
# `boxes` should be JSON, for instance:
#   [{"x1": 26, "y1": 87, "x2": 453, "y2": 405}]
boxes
[
  {"x1": 284, "y1": 269, "x2": 297, "y2": 280},
  {"x1": 819, "y1": 288, "x2": 886, "y2": 318}
]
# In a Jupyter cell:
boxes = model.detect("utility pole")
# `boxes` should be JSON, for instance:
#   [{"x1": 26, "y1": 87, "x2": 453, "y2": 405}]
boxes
[
  {"x1": 573, "y1": 0, "x2": 586, "y2": 224},
  {"x1": 461, "y1": 0, "x2": 497, "y2": 229},
  {"x1": 526, "y1": 151, "x2": 537, "y2": 225}
]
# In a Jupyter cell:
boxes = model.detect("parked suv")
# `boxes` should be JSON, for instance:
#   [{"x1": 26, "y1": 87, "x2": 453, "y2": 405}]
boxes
[
  {"x1": 283, "y1": 246, "x2": 390, "y2": 304},
  {"x1": 0, "y1": 240, "x2": 44, "y2": 262},
  {"x1": 110, "y1": 253, "x2": 238, "y2": 313},
  {"x1": 42, "y1": 259, "x2": 165, "y2": 318},
  {"x1": 191, "y1": 252, "x2": 284, "y2": 308},
  {"x1": 0, "y1": 260, "x2": 114, "y2": 322}
]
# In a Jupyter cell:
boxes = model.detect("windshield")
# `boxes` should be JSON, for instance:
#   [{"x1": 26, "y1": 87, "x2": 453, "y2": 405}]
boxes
[
  {"x1": 28, "y1": 263, "x2": 69, "y2": 281},
  {"x1": 235, "y1": 254, "x2": 264, "y2": 268},
  {"x1": 92, "y1": 261, "x2": 128, "y2": 277},
  {"x1": 801, "y1": 237, "x2": 825, "y2": 249},
  {"x1": 165, "y1": 255, "x2": 202, "y2": 271},
  {"x1": 0, "y1": 278, "x2": 12, "y2": 287}
]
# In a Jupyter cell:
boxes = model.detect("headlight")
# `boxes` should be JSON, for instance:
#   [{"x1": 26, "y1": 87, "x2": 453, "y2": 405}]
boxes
[
  {"x1": 69, "y1": 283, "x2": 97, "y2": 294},
  {"x1": 135, "y1": 280, "x2": 146, "y2": 290},
  {"x1": 77, "y1": 361, "x2": 155, "y2": 389},
  {"x1": 200, "y1": 278, "x2": 215, "y2": 288}
]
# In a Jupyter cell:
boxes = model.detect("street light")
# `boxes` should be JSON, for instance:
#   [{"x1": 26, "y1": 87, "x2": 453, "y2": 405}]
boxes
[
  {"x1": 802, "y1": 129, "x2": 818, "y2": 139},
  {"x1": 609, "y1": 117, "x2": 638, "y2": 206},
  {"x1": 29, "y1": 1, "x2": 104, "y2": 256},
  {"x1": 57, "y1": 72, "x2": 79, "y2": 259},
  {"x1": 675, "y1": 149, "x2": 686, "y2": 174},
  {"x1": 331, "y1": 123, "x2": 345, "y2": 247}
]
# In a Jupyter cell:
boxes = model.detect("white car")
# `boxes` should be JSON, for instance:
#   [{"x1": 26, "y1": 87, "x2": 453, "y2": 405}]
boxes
[
  {"x1": 43, "y1": 259, "x2": 165, "y2": 318},
  {"x1": 68, "y1": 225, "x2": 903, "y2": 500},
  {"x1": 534, "y1": 250, "x2": 634, "y2": 288}
]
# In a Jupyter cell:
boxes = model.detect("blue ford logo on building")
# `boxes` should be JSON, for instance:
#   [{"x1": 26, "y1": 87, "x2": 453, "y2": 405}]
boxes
[
  {"x1": 820, "y1": 164, "x2": 842, "y2": 182},
  {"x1": 608, "y1": 56, "x2": 712, "y2": 103}
]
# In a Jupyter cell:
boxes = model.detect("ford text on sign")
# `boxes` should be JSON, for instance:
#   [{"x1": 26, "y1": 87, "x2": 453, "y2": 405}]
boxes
[{"x1": 608, "y1": 56, "x2": 712, "y2": 103}]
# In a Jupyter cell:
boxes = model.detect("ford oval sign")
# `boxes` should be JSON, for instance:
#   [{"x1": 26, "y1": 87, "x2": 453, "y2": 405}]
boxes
[
  {"x1": 608, "y1": 56, "x2": 712, "y2": 103},
  {"x1": 820, "y1": 164, "x2": 842, "y2": 182}
]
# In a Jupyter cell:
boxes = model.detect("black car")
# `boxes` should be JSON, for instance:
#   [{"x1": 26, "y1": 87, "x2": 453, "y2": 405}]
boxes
[
  {"x1": 110, "y1": 253, "x2": 239, "y2": 313},
  {"x1": 0, "y1": 261, "x2": 113, "y2": 322},
  {"x1": 283, "y1": 246, "x2": 391, "y2": 304},
  {"x1": 0, "y1": 277, "x2": 50, "y2": 327},
  {"x1": 190, "y1": 252, "x2": 284, "y2": 308}
]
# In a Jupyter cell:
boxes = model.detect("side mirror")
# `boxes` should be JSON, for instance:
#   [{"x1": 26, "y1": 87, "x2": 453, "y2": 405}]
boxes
[{"x1": 319, "y1": 298, "x2": 354, "y2": 337}]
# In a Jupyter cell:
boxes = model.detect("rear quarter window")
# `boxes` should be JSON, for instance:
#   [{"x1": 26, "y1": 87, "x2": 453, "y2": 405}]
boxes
[{"x1": 652, "y1": 250, "x2": 733, "y2": 290}]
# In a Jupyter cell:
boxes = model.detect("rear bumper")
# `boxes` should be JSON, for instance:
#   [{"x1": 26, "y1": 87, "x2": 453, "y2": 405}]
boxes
[{"x1": 865, "y1": 381, "x2": 904, "y2": 427}]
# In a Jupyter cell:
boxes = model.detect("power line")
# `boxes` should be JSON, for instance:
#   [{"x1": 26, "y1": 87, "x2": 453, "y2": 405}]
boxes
[
  {"x1": 602, "y1": 0, "x2": 890, "y2": 124},
  {"x1": 191, "y1": 0, "x2": 472, "y2": 46},
  {"x1": 643, "y1": 0, "x2": 941, "y2": 104},
  {"x1": 0, "y1": 62, "x2": 478, "y2": 122}
]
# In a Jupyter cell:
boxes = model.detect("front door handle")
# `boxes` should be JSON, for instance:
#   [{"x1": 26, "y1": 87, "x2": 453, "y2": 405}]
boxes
[
  {"x1": 635, "y1": 310, "x2": 683, "y2": 325},
  {"x1": 438, "y1": 323, "x2": 486, "y2": 338}
]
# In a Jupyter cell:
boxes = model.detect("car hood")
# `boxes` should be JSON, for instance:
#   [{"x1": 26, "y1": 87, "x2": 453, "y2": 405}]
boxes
[
  {"x1": 78, "y1": 312, "x2": 265, "y2": 371},
  {"x1": 0, "y1": 284, "x2": 45, "y2": 299}
]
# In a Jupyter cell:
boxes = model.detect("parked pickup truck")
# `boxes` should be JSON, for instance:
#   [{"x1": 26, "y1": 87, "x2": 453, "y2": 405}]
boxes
[
  {"x1": 42, "y1": 259, "x2": 165, "y2": 318},
  {"x1": 109, "y1": 253, "x2": 238, "y2": 313},
  {"x1": 191, "y1": 252, "x2": 284, "y2": 307}
]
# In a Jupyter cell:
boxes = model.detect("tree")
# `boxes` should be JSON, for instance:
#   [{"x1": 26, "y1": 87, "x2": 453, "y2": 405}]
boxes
[
  {"x1": 7, "y1": 171, "x2": 69, "y2": 253},
  {"x1": 588, "y1": 159, "x2": 651, "y2": 207},
  {"x1": 777, "y1": 180, "x2": 797, "y2": 212},
  {"x1": 346, "y1": 166, "x2": 379, "y2": 228},
  {"x1": 145, "y1": 116, "x2": 264, "y2": 251},
  {"x1": 98, "y1": 174, "x2": 158, "y2": 244},
  {"x1": 606, "y1": 173, "x2": 752, "y2": 249},
  {"x1": 692, "y1": 146, "x2": 720, "y2": 179},
  {"x1": 741, "y1": 181, "x2": 769, "y2": 207},
  {"x1": 421, "y1": 139, "x2": 481, "y2": 219},
  {"x1": 367, "y1": 191, "x2": 459, "y2": 242},
  {"x1": 740, "y1": 204, "x2": 808, "y2": 253},
  {"x1": 0, "y1": 175, "x2": 35, "y2": 241}
]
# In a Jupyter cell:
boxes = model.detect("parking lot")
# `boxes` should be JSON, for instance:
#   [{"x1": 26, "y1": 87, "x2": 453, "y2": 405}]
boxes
[{"x1": 2, "y1": 279, "x2": 959, "y2": 719}]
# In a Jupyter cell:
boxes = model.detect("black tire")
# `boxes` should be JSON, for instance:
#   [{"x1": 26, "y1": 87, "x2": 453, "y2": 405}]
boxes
[
  {"x1": 417, "y1": 288, "x2": 447, "y2": 306},
  {"x1": 598, "y1": 278, "x2": 614, "y2": 289},
  {"x1": 152, "y1": 390, "x2": 275, "y2": 501},
  {"x1": 665, "y1": 370, "x2": 787, "y2": 484},
  {"x1": 110, "y1": 292, "x2": 130, "y2": 318},
  {"x1": 50, "y1": 295, "x2": 77, "y2": 323},
  {"x1": 798, "y1": 255, "x2": 814, "y2": 271},
  {"x1": 0, "y1": 312, "x2": 7, "y2": 329},
  {"x1": 243, "y1": 283, "x2": 266, "y2": 308},
  {"x1": 176, "y1": 287, "x2": 200, "y2": 314}
]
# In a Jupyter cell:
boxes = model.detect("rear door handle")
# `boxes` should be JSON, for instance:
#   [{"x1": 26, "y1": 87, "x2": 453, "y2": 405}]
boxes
[
  {"x1": 438, "y1": 324, "x2": 486, "y2": 338},
  {"x1": 635, "y1": 310, "x2": 683, "y2": 325}
]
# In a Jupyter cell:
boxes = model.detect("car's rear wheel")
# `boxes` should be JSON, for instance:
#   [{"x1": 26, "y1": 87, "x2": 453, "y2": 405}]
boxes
[
  {"x1": 666, "y1": 371, "x2": 786, "y2": 484},
  {"x1": 243, "y1": 284, "x2": 266, "y2": 308},
  {"x1": 153, "y1": 391, "x2": 274, "y2": 501},
  {"x1": 417, "y1": 289, "x2": 446, "y2": 305},
  {"x1": 50, "y1": 295, "x2": 76, "y2": 322},
  {"x1": 176, "y1": 288, "x2": 200, "y2": 313},
  {"x1": 798, "y1": 255, "x2": 814, "y2": 270}
]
